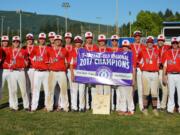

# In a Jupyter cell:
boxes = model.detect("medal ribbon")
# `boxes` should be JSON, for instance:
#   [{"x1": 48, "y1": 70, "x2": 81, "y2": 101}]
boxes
[
  {"x1": 146, "y1": 48, "x2": 154, "y2": 62},
  {"x1": 171, "y1": 49, "x2": 179, "y2": 63}
]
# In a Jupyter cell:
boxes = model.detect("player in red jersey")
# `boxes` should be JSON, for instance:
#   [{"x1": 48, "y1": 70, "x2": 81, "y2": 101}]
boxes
[{"x1": 163, "y1": 37, "x2": 180, "y2": 114}]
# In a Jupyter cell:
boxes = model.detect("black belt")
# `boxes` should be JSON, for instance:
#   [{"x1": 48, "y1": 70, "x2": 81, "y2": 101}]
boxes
[
  {"x1": 169, "y1": 72, "x2": 180, "y2": 74},
  {"x1": 35, "y1": 70, "x2": 48, "y2": 72},
  {"x1": 144, "y1": 71, "x2": 158, "y2": 73}
]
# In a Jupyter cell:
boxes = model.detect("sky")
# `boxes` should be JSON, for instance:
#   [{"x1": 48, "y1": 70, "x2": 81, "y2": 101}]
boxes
[{"x1": 0, "y1": 0, "x2": 179, "y2": 26}]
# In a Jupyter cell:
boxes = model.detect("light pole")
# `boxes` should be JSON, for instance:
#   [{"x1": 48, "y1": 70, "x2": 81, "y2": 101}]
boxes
[
  {"x1": 62, "y1": 2, "x2": 70, "y2": 33},
  {"x1": 16, "y1": 9, "x2": 22, "y2": 44},
  {"x1": 129, "y1": 11, "x2": 132, "y2": 37},
  {"x1": 1, "y1": 16, "x2": 5, "y2": 37},
  {"x1": 56, "y1": 18, "x2": 60, "y2": 34},
  {"x1": 7, "y1": 26, "x2": 10, "y2": 36},
  {"x1": 115, "y1": 0, "x2": 119, "y2": 35},
  {"x1": 96, "y1": 17, "x2": 101, "y2": 34}
]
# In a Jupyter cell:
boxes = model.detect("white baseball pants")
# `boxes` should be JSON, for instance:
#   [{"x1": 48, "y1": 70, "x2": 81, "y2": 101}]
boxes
[
  {"x1": 71, "y1": 82, "x2": 85, "y2": 110},
  {"x1": 167, "y1": 74, "x2": 180, "y2": 113},
  {"x1": 46, "y1": 71, "x2": 68, "y2": 111},
  {"x1": 9, "y1": 70, "x2": 29, "y2": 110},
  {"x1": 31, "y1": 70, "x2": 49, "y2": 111},
  {"x1": 117, "y1": 86, "x2": 134, "y2": 112}
]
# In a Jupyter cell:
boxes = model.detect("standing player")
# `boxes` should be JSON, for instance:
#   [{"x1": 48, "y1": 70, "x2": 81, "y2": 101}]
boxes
[
  {"x1": 64, "y1": 32, "x2": 73, "y2": 109},
  {"x1": 48, "y1": 31, "x2": 60, "y2": 109},
  {"x1": 0, "y1": 36, "x2": 11, "y2": 103},
  {"x1": 9, "y1": 36, "x2": 29, "y2": 111},
  {"x1": 48, "y1": 32, "x2": 56, "y2": 47},
  {"x1": 96, "y1": 34, "x2": 111, "y2": 95},
  {"x1": 131, "y1": 30, "x2": 145, "y2": 111},
  {"x1": 25, "y1": 33, "x2": 36, "y2": 106},
  {"x1": 47, "y1": 35, "x2": 68, "y2": 112},
  {"x1": 84, "y1": 31, "x2": 98, "y2": 110},
  {"x1": 163, "y1": 37, "x2": 180, "y2": 113},
  {"x1": 70, "y1": 36, "x2": 86, "y2": 112},
  {"x1": 139, "y1": 36, "x2": 160, "y2": 116},
  {"x1": 156, "y1": 34, "x2": 170, "y2": 110},
  {"x1": 31, "y1": 33, "x2": 50, "y2": 112},
  {"x1": 110, "y1": 35, "x2": 122, "y2": 111},
  {"x1": 118, "y1": 40, "x2": 135, "y2": 116}
]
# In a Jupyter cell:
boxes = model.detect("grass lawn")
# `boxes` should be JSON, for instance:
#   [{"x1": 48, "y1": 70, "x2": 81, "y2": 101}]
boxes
[{"x1": 0, "y1": 85, "x2": 180, "y2": 135}]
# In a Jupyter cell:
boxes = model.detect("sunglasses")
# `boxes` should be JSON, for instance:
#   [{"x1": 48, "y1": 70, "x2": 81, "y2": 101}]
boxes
[{"x1": 111, "y1": 39, "x2": 118, "y2": 42}]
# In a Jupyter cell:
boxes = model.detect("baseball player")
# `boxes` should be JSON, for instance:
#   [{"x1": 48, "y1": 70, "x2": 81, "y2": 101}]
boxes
[
  {"x1": 130, "y1": 30, "x2": 145, "y2": 111},
  {"x1": 64, "y1": 32, "x2": 73, "y2": 109},
  {"x1": 163, "y1": 37, "x2": 180, "y2": 113},
  {"x1": 96, "y1": 34, "x2": 111, "y2": 95},
  {"x1": 118, "y1": 40, "x2": 135, "y2": 116},
  {"x1": 24, "y1": 33, "x2": 36, "y2": 107},
  {"x1": 83, "y1": 31, "x2": 98, "y2": 110},
  {"x1": 156, "y1": 34, "x2": 170, "y2": 110},
  {"x1": 110, "y1": 35, "x2": 122, "y2": 111},
  {"x1": 31, "y1": 33, "x2": 50, "y2": 112},
  {"x1": 46, "y1": 35, "x2": 69, "y2": 112},
  {"x1": 48, "y1": 32, "x2": 56, "y2": 47},
  {"x1": 0, "y1": 36, "x2": 11, "y2": 102},
  {"x1": 70, "y1": 36, "x2": 86, "y2": 112},
  {"x1": 139, "y1": 36, "x2": 160, "y2": 116},
  {"x1": 47, "y1": 31, "x2": 60, "y2": 109},
  {"x1": 8, "y1": 36, "x2": 29, "y2": 111}
]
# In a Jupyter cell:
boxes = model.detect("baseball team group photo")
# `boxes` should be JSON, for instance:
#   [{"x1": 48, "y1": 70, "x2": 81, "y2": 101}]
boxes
[{"x1": 0, "y1": 0, "x2": 180, "y2": 135}]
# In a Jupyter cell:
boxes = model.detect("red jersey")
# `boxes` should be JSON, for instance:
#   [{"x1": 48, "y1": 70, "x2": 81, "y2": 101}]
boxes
[
  {"x1": 25, "y1": 45, "x2": 37, "y2": 68},
  {"x1": 65, "y1": 44, "x2": 74, "y2": 66},
  {"x1": 31, "y1": 46, "x2": 50, "y2": 70},
  {"x1": 97, "y1": 46, "x2": 112, "y2": 52},
  {"x1": 163, "y1": 49, "x2": 180, "y2": 73},
  {"x1": 1, "y1": 47, "x2": 11, "y2": 69},
  {"x1": 84, "y1": 44, "x2": 98, "y2": 52},
  {"x1": 109, "y1": 47, "x2": 123, "y2": 52},
  {"x1": 70, "y1": 47, "x2": 80, "y2": 69},
  {"x1": 138, "y1": 47, "x2": 159, "y2": 72},
  {"x1": 49, "y1": 47, "x2": 68, "y2": 71},
  {"x1": 130, "y1": 43, "x2": 146, "y2": 68},
  {"x1": 9, "y1": 47, "x2": 28, "y2": 69},
  {"x1": 158, "y1": 45, "x2": 171, "y2": 64}
]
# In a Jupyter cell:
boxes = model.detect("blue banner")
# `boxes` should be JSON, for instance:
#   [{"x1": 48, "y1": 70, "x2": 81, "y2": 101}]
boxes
[{"x1": 75, "y1": 48, "x2": 133, "y2": 86}]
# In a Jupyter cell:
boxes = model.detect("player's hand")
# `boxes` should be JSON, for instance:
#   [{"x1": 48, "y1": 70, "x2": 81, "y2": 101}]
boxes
[
  {"x1": 71, "y1": 72, "x2": 75, "y2": 81},
  {"x1": 163, "y1": 75, "x2": 167, "y2": 86}
]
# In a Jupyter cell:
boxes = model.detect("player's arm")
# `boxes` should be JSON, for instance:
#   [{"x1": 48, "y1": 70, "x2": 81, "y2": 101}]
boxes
[{"x1": 70, "y1": 57, "x2": 75, "y2": 81}]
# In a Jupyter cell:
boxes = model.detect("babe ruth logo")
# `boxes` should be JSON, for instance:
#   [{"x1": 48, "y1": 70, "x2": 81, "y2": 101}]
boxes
[{"x1": 96, "y1": 66, "x2": 112, "y2": 79}]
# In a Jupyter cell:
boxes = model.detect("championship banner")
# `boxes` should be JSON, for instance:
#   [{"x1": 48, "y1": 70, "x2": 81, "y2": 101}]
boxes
[{"x1": 75, "y1": 48, "x2": 133, "y2": 86}]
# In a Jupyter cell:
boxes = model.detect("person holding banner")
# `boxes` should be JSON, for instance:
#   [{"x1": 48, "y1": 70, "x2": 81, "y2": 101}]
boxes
[
  {"x1": 84, "y1": 31, "x2": 98, "y2": 110},
  {"x1": 117, "y1": 40, "x2": 135, "y2": 116},
  {"x1": 156, "y1": 34, "x2": 170, "y2": 111},
  {"x1": 31, "y1": 33, "x2": 50, "y2": 112},
  {"x1": 139, "y1": 36, "x2": 160, "y2": 116},
  {"x1": 70, "y1": 36, "x2": 86, "y2": 112},
  {"x1": 131, "y1": 30, "x2": 145, "y2": 111},
  {"x1": 8, "y1": 36, "x2": 29, "y2": 111},
  {"x1": 163, "y1": 37, "x2": 180, "y2": 114},
  {"x1": 110, "y1": 35, "x2": 122, "y2": 111},
  {"x1": 95, "y1": 34, "x2": 111, "y2": 95},
  {"x1": 47, "y1": 35, "x2": 69, "y2": 112}
]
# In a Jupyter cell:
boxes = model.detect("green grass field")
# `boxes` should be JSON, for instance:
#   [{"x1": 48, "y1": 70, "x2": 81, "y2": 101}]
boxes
[{"x1": 0, "y1": 85, "x2": 180, "y2": 135}]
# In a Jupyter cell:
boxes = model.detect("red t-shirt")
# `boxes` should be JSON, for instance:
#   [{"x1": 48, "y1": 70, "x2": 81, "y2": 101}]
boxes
[
  {"x1": 138, "y1": 47, "x2": 159, "y2": 72},
  {"x1": 31, "y1": 46, "x2": 50, "y2": 70},
  {"x1": 25, "y1": 45, "x2": 37, "y2": 68},
  {"x1": 163, "y1": 49, "x2": 180, "y2": 73},
  {"x1": 158, "y1": 45, "x2": 171, "y2": 64},
  {"x1": 65, "y1": 44, "x2": 74, "y2": 67},
  {"x1": 9, "y1": 47, "x2": 28, "y2": 69},
  {"x1": 84, "y1": 44, "x2": 98, "y2": 52},
  {"x1": 49, "y1": 47, "x2": 68, "y2": 71},
  {"x1": 1, "y1": 47, "x2": 11, "y2": 69},
  {"x1": 130, "y1": 43, "x2": 146, "y2": 68}
]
